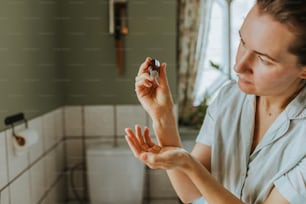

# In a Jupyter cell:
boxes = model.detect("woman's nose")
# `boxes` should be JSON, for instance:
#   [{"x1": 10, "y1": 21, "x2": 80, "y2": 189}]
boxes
[{"x1": 234, "y1": 47, "x2": 254, "y2": 74}]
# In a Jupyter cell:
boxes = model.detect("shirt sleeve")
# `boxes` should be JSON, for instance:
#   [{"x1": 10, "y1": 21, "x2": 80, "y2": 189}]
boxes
[
  {"x1": 274, "y1": 156, "x2": 306, "y2": 203},
  {"x1": 195, "y1": 81, "x2": 235, "y2": 146},
  {"x1": 195, "y1": 106, "x2": 215, "y2": 146}
]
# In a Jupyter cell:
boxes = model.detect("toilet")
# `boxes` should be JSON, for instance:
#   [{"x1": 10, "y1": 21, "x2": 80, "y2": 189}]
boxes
[{"x1": 86, "y1": 142, "x2": 145, "y2": 204}]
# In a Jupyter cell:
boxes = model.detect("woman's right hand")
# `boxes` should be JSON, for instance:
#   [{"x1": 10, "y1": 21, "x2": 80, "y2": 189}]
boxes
[{"x1": 135, "y1": 57, "x2": 174, "y2": 119}]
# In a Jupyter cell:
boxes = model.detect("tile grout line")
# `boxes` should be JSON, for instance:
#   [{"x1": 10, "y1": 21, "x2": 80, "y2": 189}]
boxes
[
  {"x1": 81, "y1": 105, "x2": 88, "y2": 201},
  {"x1": 0, "y1": 137, "x2": 65, "y2": 197}
]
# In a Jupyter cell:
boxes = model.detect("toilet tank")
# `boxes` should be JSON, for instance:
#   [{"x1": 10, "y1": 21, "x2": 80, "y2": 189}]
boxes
[{"x1": 86, "y1": 142, "x2": 145, "y2": 204}]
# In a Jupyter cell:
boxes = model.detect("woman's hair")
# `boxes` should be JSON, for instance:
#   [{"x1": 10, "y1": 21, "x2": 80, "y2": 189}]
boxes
[{"x1": 256, "y1": 0, "x2": 306, "y2": 65}]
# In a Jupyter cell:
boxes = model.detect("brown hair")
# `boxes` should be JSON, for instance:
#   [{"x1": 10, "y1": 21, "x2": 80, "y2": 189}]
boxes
[{"x1": 256, "y1": 0, "x2": 306, "y2": 65}]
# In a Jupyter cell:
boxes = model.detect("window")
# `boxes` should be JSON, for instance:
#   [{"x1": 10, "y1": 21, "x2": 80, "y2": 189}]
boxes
[
  {"x1": 193, "y1": 0, "x2": 228, "y2": 106},
  {"x1": 193, "y1": 0, "x2": 255, "y2": 106},
  {"x1": 230, "y1": 0, "x2": 255, "y2": 79}
]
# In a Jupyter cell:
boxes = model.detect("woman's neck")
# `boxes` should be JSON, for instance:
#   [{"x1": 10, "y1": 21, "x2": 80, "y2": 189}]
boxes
[{"x1": 257, "y1": 81, "x2": 305, "y2": 117}]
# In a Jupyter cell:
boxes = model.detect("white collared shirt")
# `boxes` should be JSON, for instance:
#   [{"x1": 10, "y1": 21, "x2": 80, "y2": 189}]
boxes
[{"x1": 196, "y1": 81, "x2": 306, "y2": 204}]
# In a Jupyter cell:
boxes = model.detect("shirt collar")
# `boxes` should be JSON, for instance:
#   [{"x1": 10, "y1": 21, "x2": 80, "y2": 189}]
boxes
[
  {"x1": 245, "y1": 85, "x2": 306, "y2": 120},
  {"x1": 285, "y1": 85, "x2": 306, "y2": 120}
]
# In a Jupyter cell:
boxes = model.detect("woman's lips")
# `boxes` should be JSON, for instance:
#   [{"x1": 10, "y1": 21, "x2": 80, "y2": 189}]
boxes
[{"x1": 238, "y1": 75, "x2": 252, "y2": 84}]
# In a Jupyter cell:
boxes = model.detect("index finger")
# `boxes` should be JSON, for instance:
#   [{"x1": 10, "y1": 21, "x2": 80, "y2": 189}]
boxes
[{"x1": 137, "y1": 57, "x2": 152, "y2": 76}]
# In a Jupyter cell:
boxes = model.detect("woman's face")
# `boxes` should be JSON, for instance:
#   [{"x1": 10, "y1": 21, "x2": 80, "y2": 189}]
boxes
[{"x1": 234, "y1": 5, "x2": 306, "y2": 96}]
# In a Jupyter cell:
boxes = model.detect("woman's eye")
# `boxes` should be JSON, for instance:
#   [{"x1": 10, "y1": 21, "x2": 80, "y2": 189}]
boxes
[{"x1": 258, "y1": 56, "x2": 270, "y2": 65}]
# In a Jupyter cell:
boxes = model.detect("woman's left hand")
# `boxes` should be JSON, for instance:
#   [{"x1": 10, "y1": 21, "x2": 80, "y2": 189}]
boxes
[{"x1": 125, "y1": 125, "x2": 191, "y2": 170}]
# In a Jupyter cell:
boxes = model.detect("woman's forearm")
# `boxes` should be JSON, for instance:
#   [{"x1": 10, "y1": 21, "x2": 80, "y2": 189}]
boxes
[
  {"x1": 151, "y1": 107, "x2": 182, "y2": 147},
  {"x1": 152, "y1": 108, "x2": 203, "y2": 202},
  {"x1": 152, "y1": 109, "x2": 242, "y2": 204},
  {"x1": 153, "y1": 112, "x2": 243, "y2": 203},
  {"x1": 185, "y1": 154, "x2": 244, "y2": 204},
  {"x1": 167, "y1": 169, "x2": 202, "y2": 203}
]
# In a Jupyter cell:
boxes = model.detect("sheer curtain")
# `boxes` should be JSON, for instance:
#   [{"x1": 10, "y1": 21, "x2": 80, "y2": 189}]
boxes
[
  {"x1": 230, "y1": 0, "x2": 255, "y2": 78},
  {"x1": 193, "y1": 0, "x2": 229, "y2": 106},
  {"x1": 192, "y1": 0, "x2": 255, "y2": 106},
  {"x1": 178, "y1": 0, "x2": 213, "y2": 124}
]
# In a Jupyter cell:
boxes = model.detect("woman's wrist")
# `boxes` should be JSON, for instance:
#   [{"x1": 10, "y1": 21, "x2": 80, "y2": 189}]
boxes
[
  {"x1": 150, "y1": 107, "x2": 182, "y2": 147},
  {"x1": 176, "y1": 150, "x2": 192, "y2": 171},
  {"x1": 149, "y1": 103, "x2": 174, "y2": 120}
]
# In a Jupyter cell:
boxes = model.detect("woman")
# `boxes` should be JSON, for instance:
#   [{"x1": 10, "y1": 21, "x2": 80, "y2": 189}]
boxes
[{"x1": 125, "y1": 0, "x2": 306, "y2": 203}]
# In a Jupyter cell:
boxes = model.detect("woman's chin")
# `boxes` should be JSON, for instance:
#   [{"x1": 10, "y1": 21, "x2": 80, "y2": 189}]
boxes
[{"x1": 237, "y1": 80, "x2": 255, "y2": 94}]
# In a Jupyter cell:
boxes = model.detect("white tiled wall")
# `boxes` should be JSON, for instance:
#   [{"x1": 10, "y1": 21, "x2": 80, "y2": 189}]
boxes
[
  {"x1": 29, "y1": 159, "x2": 46, "y2": 204},
  {"x1": 45, "y1": 149, "x2": 58, "y2": 190},
  {"x1": 55, "y1": 109, "x2": 64, "y2": 143},
  {"x1": 64, "y1": 106, "x2": 83, "y2": 137},
  {"x1": 0, "y1": 132, "x2": 8, "y2": 189},
  {"x1": 0, "y1": 105, "x2": 181, "y2": 204},
  {"x1": 65, "y1": 139, "x2": 83, "y2": 168},
  {"x1": 28, "y1": 118, "x2": 44, "y2": 163},
  {"x1": 10, "y1": 171, "x2": 31, "y2": 204},
  {"x1": 0, "y1": 107, "x2": 66, "y2": 204},
  {"x1": 84, "y1": 105, "x2": 115, "y2": 137},
  {"x1": 149, "y1": 170, "x2": 177, "y2": 198},
  {"x1": 43, "y1": 112, "x2": 57, "y2": 151},
  {"x1": 0, "y1": 187, "x2": 9, "y2": 204},
  {"x1": 116, "y1": 105, "x2": 147, "y2": 136},
  {"x1": 6, "y1": 128, "x2": 30, "y2": 181},
  {"x1": 64, "y1": 105, "x2": 180, "y2": 203}
]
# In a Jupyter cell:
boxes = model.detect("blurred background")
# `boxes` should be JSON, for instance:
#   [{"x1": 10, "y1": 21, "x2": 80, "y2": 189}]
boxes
[{"x1": 0, "y1": 0, "x2": 253, "y2": 204}]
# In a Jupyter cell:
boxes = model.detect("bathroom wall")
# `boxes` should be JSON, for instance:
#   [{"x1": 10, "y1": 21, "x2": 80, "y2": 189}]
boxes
[
  {"x1": 64, "y1": 104, "x2": 181, "y2": 204},
  {"x1": 0, "y1": 0, "x2": 177, "y2": 126},
  {"x1": 0, "y1": 0, "x2": 64, "y2": 130},
  {"x1": 61, "y1": 0, "x2": 178, "y2": 105},
  {"x1": 0, "y1": 0, "x2": 66, "y2": 203},
  {"x1": 0, "y1": 0, "x2": 179, "y2": 203},
  {"x1": 0, "y1": 108, "x2": 66, "y2": 204},
  {"x1": 59, "y1": 1, "x2": 179, "y2": 202},
  {"x1": 0, "y1": 106, "x2": 184, "y2": 204}
]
